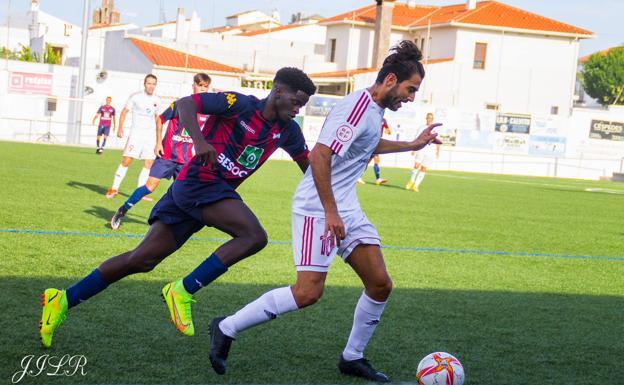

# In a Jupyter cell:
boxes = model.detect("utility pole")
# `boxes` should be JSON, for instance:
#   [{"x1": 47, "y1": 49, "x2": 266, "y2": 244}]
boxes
[{"x1": 71, "y1": 0, "x2": 90, "y2": 144}]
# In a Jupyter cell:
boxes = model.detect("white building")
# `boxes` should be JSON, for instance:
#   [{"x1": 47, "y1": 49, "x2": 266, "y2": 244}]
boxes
[{"x1": 313, "y1": 0, "x2": 593, "y2": 117}]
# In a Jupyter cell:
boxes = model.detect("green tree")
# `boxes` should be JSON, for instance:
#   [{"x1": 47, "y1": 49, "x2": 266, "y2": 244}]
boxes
[
  {"x1": 15, "y1": 44, "x2": 39, "y2": 62},
  {"x1": 43, "y1": 43, "x2": 61, "y2": 64},
  {"x1": 581, "y1": 47, "x2": 624, "y2": 105}
]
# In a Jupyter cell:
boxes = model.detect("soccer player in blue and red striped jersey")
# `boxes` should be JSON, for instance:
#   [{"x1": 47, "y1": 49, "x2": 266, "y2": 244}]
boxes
[
  {"x1": 110, "y1": 73, "x2": 211, "y2": 230},
  {"x1": 91, "y1": 97, "x2": 116, "y2": 154},
  {"x1": 39, "y1": 67, "x2": 316, "y2": 348}
]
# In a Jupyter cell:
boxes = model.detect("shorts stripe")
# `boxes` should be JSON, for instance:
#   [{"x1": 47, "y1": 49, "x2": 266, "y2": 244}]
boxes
[
  {"x1": 305, "y1": 216, "x2": 314, "y2": 265},
  {"x1": 352, "y1": 98, "x2": 370, "y2": 127},
  {"x1": 300, "y1": 217, "x2": 308, "y2": 266},
  {"x1": 346, "y1": 93, "x2": 366, "y2": 124}
]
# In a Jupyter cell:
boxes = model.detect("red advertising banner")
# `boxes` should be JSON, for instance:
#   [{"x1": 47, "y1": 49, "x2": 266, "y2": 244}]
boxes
[{"x1": 9, "y1": 71, "x2": 53, "y2": 95}]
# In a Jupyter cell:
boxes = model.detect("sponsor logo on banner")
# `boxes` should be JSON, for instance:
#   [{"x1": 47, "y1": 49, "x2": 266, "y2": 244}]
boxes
[
  {"x1": 495, "y1": 113, "x2": 531, "y2": 134},
  {"x1": 528, "y1": 135, "x2": 566, "y2": 157},
  {"x1": 494, "y1": 132, "x2": 529, "y2": 153},
  {"x1": 589, "y1": 119, "x2": 624, "y2": 141},
  {"x1": 9, "y1": 72, "x2": 53, "y2": 95}
]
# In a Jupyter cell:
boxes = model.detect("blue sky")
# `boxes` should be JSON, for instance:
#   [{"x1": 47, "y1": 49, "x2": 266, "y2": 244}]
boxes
[{"x1": 2, "y1": 0, "x2": 622, "y2": 55}]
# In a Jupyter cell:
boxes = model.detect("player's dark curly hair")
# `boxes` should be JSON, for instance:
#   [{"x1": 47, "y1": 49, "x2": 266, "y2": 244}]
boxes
[
  {"x1": 375, "y1": 40, "x2": 425, "y2": 84},
  {"x1": 274, "y1": 67, "x2": 317, "y2": 96}
]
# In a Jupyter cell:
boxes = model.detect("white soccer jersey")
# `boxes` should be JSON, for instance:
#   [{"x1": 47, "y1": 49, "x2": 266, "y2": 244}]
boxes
[
  {"x1": 124, "y1": 91, "x2": 162, "y2": 133},
  {"x1": 292, "y1": 89, "x2": 384, "y2": 217},
  {"x1": 415, "y1": 124, "x2": 437, "y2": 156}
]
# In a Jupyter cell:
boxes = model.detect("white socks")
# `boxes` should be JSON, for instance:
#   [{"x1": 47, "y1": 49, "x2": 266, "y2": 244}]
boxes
[
  {"x1": 138, "y1": 167, "x2": 150, "y2": 187},
  {"x1": 342, "y1": 292, "x2": 387, "y2": 361},
  {"x1": 112, "y1": 165, "x2": 128, "y2": 190},
  {"x1": 219, "y1": 286, "x2": 299, "y2": 339},
  {"x1": 409, "y1": 169, "x2": 419, "y2": 183},
  {"x1": 415, "y1": 171, "x2": 426, "y2": 188}
]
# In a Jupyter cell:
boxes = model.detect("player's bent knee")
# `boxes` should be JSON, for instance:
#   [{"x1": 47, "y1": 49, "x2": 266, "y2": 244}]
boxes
[
  {"x1": 367, "y1": 277, "x2": 393, "y2": 301},
  {"x1": 293, "y1": 286, "x2": 324, "y2": 308},
  {"x1": 126, "y1": 252, "x2": 158, "y2": 274},
  {"x1": 245, "y1": 228, "x2": 268, "y2": 253}
]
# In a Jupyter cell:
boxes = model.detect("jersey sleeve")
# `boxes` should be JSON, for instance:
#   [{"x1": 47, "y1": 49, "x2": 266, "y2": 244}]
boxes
[
  {"x1": 281, "y1": 122, "x2": 309, "y2": 162},
  {"x1": 97, "y1": 106, "x2": 103, "y2": 114},
  {"x1": 110, "y1": 107, "x2": 116, "y2": 116},
  {"x1": 124, "y1": 94, "x2": 135, "y2": 111},
  {"x1": 316, "y1": 92, "x2": 371, "y2": 157},
  {"x1": 159, "y1": 102, "x2": 176, "y2": 124},
  {"x1": 191, "y1": 92, "x2": 245, "y2": 117}
]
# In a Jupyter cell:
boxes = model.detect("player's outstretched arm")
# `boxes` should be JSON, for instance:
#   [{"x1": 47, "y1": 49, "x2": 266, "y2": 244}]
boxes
[
  {"x1": 309, "y1": 144, "x2": 345, "y2": 246},
  {"x1": 373, "y1": 123, "x2": 442, "y2": 154},
  {"x1": 92, "y1": 112, "x2": 100, "y2": 125},
  {"x1": 178, "y1": 96, "x2": 216, "y2": 167}
]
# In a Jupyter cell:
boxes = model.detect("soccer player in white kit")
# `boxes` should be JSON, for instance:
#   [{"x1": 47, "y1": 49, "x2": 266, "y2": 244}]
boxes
[
  {"x1": 208, "y1": 41, "x2": 441, "y2": 382},
  {"x1": 106, "y1": 74, "x2": 163, "y2": 199},
  {"x1": 406, "y1": 112, "x2": 441, "y2": 192}
]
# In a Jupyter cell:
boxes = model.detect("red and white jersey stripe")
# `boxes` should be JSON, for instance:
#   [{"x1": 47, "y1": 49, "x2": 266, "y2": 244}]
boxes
[{"x1": 293, "y1": 89, "x2": 385, "y2": 217}]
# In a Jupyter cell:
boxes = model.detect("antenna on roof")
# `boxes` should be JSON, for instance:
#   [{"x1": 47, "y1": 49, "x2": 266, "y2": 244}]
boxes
[{"x1": 159, "y1": 0, "x2": 166, "y2": 23}]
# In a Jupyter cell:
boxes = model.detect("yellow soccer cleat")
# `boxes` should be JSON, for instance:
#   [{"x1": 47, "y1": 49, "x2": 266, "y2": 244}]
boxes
[
  {"x1": 405, "y1": 181, "x2": 414, "y2": 190},
  {"x1": 162, "y1": 280, "x2": 196, "y2": 336},
  {"x1": 39, "y1": 288, "x2": 68, "y2": 348}
]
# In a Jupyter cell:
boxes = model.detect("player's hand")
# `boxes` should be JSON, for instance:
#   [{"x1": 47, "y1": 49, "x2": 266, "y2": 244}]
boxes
[
  {"x1": 324, "y1": 210, "x2": 345, "y2": 247},
  {"x1": 413, "y1": 123, "x2": 442, "y2": 150},
  {"x1": 194, "y1": 138, "x2": 217, "y2": 169},
  {"x1": 117, "y1": 128, "x2": 123, "y2": 138},
  {"x1": 155, "y1": 142, "x2": 164, "y2": 157}
]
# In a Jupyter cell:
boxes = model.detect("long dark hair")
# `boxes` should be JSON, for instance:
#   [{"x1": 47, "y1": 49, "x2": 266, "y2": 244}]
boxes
[{"x1": 375, "y1": 40, "x2": 425, "y2": 84}]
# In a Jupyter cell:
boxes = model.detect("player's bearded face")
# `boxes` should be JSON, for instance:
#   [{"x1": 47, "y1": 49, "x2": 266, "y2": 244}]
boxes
[
  {"x1": 382, "y1": 84, "x2": 402, "y2": 111},
  {"x1": 383, "y1": 73, "x2": 422, "y2": 111}
]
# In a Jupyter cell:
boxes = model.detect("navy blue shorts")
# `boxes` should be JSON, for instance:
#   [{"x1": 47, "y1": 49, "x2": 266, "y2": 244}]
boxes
[
  {"x1": 149, "y1": 158, "x2": 184, "y2": 180},
  {"x1": 97, "y1": 125, "x2": 111, "y2": 136},
  {"x1": 148, "y1": 179, "x2": 241, "y2": 247}
]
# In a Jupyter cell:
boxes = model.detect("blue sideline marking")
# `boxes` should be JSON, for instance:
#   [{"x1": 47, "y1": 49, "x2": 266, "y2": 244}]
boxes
[{"x1": 1, "y1": 228, "x2": 622, "y2": 261}]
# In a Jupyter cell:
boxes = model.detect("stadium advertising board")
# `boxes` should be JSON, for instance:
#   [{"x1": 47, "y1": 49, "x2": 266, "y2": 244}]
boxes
[
  {"x1": 305, "y1": 95, "x2": 340, "y2": 116},
  {"x1": 438, "y1": 129, "x2": 457, "y2": 146},
  {"x1": 494, "y1": 132, "x2": 529, "y2": 152},
  {"x1": 495, "y1": 113, "x2": 531, "y2": 134},
  {"x1": 9, "y1": 71, "x2": 53, "y2": 95},
  {"x1": 528, "y1": 135, "x2": 566, "y2": 157},
  {"x1": 455, "y1": 130, "x2": 494, "y2": 149},
  {"x1": 589, "y1": 119, "x2": 624, "y2": 141}
]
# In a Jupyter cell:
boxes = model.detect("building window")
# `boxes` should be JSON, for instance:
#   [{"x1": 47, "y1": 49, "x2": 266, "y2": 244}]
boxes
[
  {"x1": 328, "y1": 39, "x2": 336, "y2": 63},
  {"x1": 420, "y1": 37, "x2": 424, "y2": 52},
  {"x1": 485, "y1": 103, "x2": 499, "y2": 110},
  {"x1": 551, "y1": 106, "x2": 559, "y2": 115},
  {"x1": 473, "y1": 42, "x2": 487, "y2": 69},
  {"x1": 64, "y1": 24, "x2": 72, "y2": 37}
]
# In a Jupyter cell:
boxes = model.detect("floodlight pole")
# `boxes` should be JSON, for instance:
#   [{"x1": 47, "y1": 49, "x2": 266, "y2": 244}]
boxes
[{"x1": 72, "y1": 0, "x2": 90, "y2": 144}]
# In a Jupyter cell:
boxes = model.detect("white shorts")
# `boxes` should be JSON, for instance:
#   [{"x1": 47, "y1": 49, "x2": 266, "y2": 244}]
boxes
[
  {"x1": 123, "y1": 133, "x2": 156, "y2": 160},
  {"x1": 292, "y1": 210, "x2": 381, "y2": 272},
  {"x1": 414, "y1": 152, "x2": 434, "y2": 168}
]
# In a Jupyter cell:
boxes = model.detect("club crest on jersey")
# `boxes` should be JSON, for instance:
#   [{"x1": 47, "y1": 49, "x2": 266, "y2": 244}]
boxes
[
  {"x1": 225, "y1": 93, "x2": 237, "y2": 109},
  {"x1": 237, "y1": 145, "x2": 264, "y2": 169},
  {"x1": 336, "y1": 124, "x2": 353, "y2": 142}
]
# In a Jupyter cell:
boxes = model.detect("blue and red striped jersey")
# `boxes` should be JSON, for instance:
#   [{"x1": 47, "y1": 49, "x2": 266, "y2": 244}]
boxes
[
  {"x1": 177, "y1": 91, "x2": 309, "y2": 187},
  {"x1": 159, "y1": 101, "x2": 208, "y2": 164}
]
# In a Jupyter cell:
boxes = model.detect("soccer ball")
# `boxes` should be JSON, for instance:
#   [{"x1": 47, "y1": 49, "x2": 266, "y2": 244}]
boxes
[{"x1": 416, "y1": 352, "x2": 464, "y2": 385}]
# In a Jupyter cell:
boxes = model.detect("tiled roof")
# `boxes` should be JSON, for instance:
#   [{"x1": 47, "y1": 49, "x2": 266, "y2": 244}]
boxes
[
  {"x1": 579, "y1": 46, "x2": 624, "y2": 63},
  {"x1": 310, "y1": 58, "x2": 452, "y2": 78},
  {"x1": 238, "y1": 23, "x2": 305, "y2": 37},
  {"x1": 321, "y1": 1, "x2": 592, "y2": 36},
  {"x1": 129, "y1": 38, "x2": 244, "y2": 74}
]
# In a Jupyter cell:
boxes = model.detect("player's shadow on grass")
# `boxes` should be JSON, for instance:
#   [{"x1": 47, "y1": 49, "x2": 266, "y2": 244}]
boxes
[
  {"x1": 67, "y1": 181, "x2": 130, "y2": 198},
  {"x1": 85, "y1": 206, "x2": 146, "y2": 228},
  {"x1": 5, "y1": 277, "x2": 623, "y2": 385}
]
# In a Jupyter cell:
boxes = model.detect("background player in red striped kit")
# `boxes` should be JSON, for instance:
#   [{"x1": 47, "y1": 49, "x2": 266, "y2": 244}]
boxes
[
  {"x1": 110, "y1": 73, "x2": 211, "y2": 230},
  {"x1": 91, "y1": 96, "x2": 116, "y2": 154}
]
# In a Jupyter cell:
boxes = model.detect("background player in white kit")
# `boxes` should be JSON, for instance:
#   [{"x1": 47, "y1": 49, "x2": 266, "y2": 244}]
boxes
[
  {"x1": 106, "y1": 74, "x2": 163, "y2": 199},
  {"x1": 207, "y1": 41, "x2": 441, "y2": 382},
  {"x1": 406, "y1": 112, "x2": 440, "y2": 192}
]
